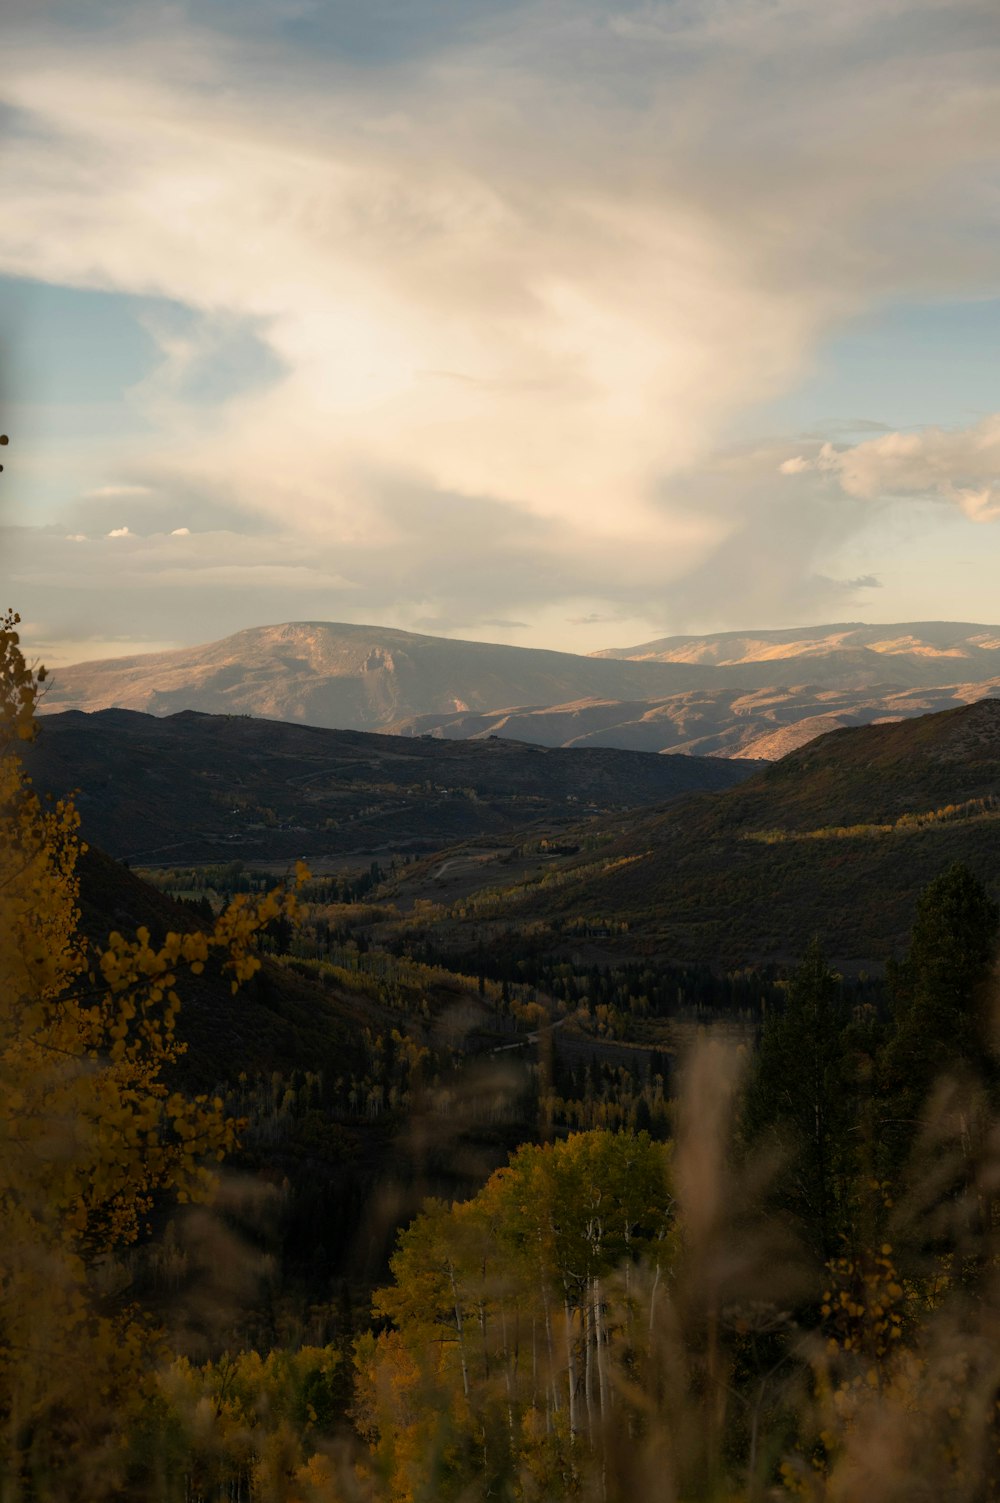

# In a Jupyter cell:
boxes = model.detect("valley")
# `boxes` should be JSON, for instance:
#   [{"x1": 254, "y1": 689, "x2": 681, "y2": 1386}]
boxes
[
  {"x1": 9, "y1": 612, "x2": 1000, "y2": 1499},
  {"x1": 56, "y1": 692, "x2": 991, "y2": 1330}
]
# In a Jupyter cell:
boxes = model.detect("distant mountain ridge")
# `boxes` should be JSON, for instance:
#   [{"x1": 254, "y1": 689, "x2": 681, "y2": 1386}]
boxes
[
  {"x1": 41, "y1": 622, "x2": 711, "y2": 727},
  {"x1": 591, "y1": 621, "x2": 1000, "y2": 676},
  {"x1": 40, "y1": 619, "x2": 1000, "y2": 759}
]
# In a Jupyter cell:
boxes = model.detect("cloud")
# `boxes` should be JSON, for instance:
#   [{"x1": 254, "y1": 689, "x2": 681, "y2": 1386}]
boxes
[
  {"x1": 812, "y1": 571, "x2": 882, "y2": 593},
  {"x1": 106, "y1": 525, "x2": 131, "y2": 537},
  {"x1": 632, "y1": 433, "x2": 891, "y2": 630},
  {"x1": 170, "y1": 526, "x2": 191, "y2": 535},
  {"x1": 59, "y1": 481, "x2": 273, "y2": 539},
  {"x1": 411, "y1": 613, "x2": 530, "y2": 633},
  {"x1": 3, "y1": 495, "x2": 710, "y2": 657},
  {"x1": 86, "y1": 483, "x2": 152, "y2": 498},
  {"x1": 783, "y1": 414, "x2": 1000, "y2": 522},
  {"x1": 4, "y1": 1, "x2": 1000, "y2": 640},
  {"x1": 567, "y1": 611, "x2": 632, "y2": 626},
  {"x1": 846, "y1": 574, "x2": 882, "y2": 590}
]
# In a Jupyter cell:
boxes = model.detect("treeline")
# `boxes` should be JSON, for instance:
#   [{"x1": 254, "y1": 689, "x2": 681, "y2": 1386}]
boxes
[
  {"x1": 141, "y1": 859, "x2": 388, "y2": 907},
  {"x1": 747, "y1": 791, "x2": 1000, "y2": 844},
  {"x1": 390, "y1": 931, "x2": 884, "y2": 1027}
]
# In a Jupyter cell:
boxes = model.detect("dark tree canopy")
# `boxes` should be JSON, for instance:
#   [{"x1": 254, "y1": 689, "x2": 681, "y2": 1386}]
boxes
[
  {"x1": 885, "y1": 864, "x2": 999, "y2": 1097},
  {"x1": 742, "y1": 939, "x2": 856, "y2": 1259}
]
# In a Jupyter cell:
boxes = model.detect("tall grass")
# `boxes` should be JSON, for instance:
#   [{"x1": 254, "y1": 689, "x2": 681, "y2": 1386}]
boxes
[{"x1": 50, "y1": 1028, "x2": 992, "y2": 1502}]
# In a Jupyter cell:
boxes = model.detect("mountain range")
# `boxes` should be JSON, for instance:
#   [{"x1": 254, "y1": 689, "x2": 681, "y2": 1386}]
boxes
[{"x1": 40, "y1": 619, "x2": 1000, "y2": 758}]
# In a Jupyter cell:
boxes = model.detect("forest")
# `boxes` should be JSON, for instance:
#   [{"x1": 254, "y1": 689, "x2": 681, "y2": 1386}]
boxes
[{"x1": 5, "y1": 608, "x2": 1000, "y2": 1502}]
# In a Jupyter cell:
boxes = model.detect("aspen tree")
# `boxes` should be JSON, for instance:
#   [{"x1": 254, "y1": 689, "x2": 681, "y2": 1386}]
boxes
[{"x1": 0, "y1": 610, "x2": 304, "y2": 1496}]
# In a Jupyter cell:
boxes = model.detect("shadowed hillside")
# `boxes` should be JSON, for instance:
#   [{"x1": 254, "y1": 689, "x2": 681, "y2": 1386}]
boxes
[
  {"x1": 72, "y1": 846, "x2": 544, "y2": 1286},
  {"x1": 23, "y1": 707, "x2": 758, "y2": 864},
  {"x1": 75, "y1": 845, "x2": 372, "y2": 1091},
  {"x1": 386, "y1": 699, "x2": 1000, "y2": 970}
]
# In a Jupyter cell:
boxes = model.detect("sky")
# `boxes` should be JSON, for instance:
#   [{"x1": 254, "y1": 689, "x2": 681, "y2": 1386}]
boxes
[{"x1": 3, "y1": 0, "x2": 1000, "y2": 664}]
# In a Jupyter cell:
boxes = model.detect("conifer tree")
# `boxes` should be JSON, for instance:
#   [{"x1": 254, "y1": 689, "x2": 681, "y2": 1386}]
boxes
[
  {"x1": 742, "y1": 940, "x2": 854, "y2": 1259},
  {"x1": 879, "y1": 861, "x2": 999, "y2": 1176}
]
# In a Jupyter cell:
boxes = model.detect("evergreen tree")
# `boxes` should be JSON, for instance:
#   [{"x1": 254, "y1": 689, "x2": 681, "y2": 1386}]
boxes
[
  {"x1": 879, "y1": 862, "x2": 999, "y2": 1175},
  {"x1": 742, "y1": 940, "x2": 854, "y2": 1259}
]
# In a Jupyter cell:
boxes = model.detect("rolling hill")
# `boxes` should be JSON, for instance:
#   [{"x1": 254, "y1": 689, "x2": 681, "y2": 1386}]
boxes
[
  {"x1": 387, "y1": 699, "x2": 1000, "y2": 971},
  {"x1": 22, "y1": 707, "x2": 757, "y2": 865},
  {"x1": 388, "y1": 677, "x2": 1000, "y2": 758}
]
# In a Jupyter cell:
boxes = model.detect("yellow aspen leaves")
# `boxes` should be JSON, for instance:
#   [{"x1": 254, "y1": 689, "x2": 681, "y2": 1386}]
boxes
[{"x1": 0, "y1": 609, "x2": 307, "y2": 1488}]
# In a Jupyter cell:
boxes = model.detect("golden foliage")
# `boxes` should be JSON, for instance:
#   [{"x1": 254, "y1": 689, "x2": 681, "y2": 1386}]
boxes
[
  {"x1": 355, "y1": 1129, "x2": 676, "y2": 1500},
  {"x1": 0, "y1": 610, "x2": 306, "y2": 1495}
]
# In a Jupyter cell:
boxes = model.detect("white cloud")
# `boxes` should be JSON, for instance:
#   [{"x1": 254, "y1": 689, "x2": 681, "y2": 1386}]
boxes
[
  {"x1": 784, "y1": 414, "x2": 1000, "y2": 523},
  {"x1": 106, "y1": 525, "x2": 132, "y2": 537},
  {"x1": 4, "y1": 1, "x2": 1000, "y2": 639},
  {"x1": 170, "y1": 526, "x2": 191, "y2": 536}
]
